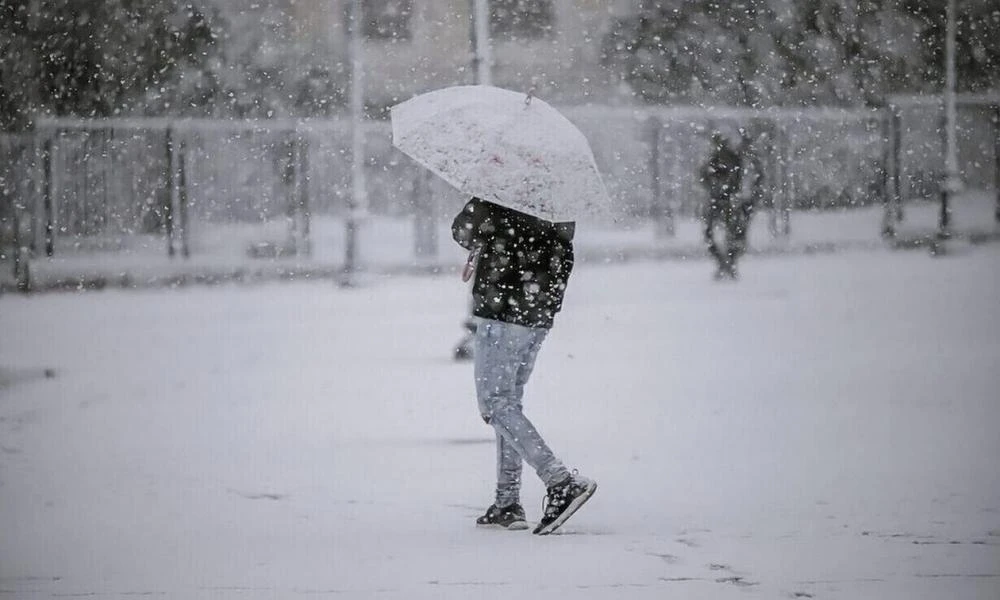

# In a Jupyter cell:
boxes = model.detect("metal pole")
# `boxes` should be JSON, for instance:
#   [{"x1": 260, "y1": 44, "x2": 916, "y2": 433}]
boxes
[
  {"x1": 473, "y1": 0, "x2": 493, "y2": 86},
  {"x1": 939, "y1": 0, "x2": 960, "y2": 238},
  {"x1": 414, "y1": 169, "x2": 437, "y2": 259},
  {"x1": 43, "y1": 137, "x2": 55, "y2": 257},
  {"x1": 454, "y1": 0, "x2": 493, "y2": 360},
  {"x1": 29, "y1": 133, "x2": 40, "y2": 256},
  {"x1": 648, "y1": 116, "x2": 673, "y2": 237},
  {"x1": 11, "y1": 142, "x2": 26, "y2": 289},
  {"x1": 343, "y1": 0, "x2": 366, "y2": 281},
  {"x1": 994, "y1": 105, "x2": 999, "y2": 224},
  {"x1": 881, "y1": 107, "x2": 898, "y2": 238},
  {"x1": 165, "y1": 126, "x2": 175, "y2": 257},
  {"x1": 298, "y1": 133, "x2": 312, "y2": 256},
  {"x1": 777, "y1": 126, "x2": 791, "y2": 237},
  {"x1": 178, "y1": 138, "x2": 190, "y2": 259},
  {"x1": 13, "y1": 205, "x2": 29, "y2": 290},
  {"x1": 891, "y1": 106, "x2": 902, "y2": 222},
  {"x1": 784, "y1": 165, "x2": 793, "y2": 236},
  {"x1": 768, "y1": 124, "x2": 780, "y2": 238},
  {"x1": 11, "y1": 181, "x2": 20, "y2": 281},
  {"x1": 286, "y1": 134, "x2": 299, "y2": 255}
]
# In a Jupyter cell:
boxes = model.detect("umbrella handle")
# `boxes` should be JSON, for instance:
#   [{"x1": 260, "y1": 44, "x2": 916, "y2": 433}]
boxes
[{"x1": 462, "y1": 247, "x2": 480, "y2": 282}]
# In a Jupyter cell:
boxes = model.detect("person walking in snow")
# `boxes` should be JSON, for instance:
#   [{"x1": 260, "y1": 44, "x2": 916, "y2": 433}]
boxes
[
  {"x1": 451, "y1": 196, "x2": 596, "y2": 535},
  {"x1": 700, "y1": 130, "x2": 752, "y2": 280}
]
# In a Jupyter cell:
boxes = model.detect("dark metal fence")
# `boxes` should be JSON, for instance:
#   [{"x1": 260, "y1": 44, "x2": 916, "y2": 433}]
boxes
[
  {"x1": 2, "y1": 99, "x2": 998, "y2": 290},
  {"x1": 0, "y1": 133, "x2": 33, "y2": 289}
]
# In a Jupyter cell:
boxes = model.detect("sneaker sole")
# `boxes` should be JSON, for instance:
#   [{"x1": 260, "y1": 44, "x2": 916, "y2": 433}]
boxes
[
  {"x1": 476, "y1": 521, "x2": 529, "y2": 531},
  {"x1": 533, "y1": 480, "x2": 597, "y2": 535}
]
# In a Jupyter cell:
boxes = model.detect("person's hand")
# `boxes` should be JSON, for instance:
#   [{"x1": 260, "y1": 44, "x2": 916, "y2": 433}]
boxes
[{"x1": 462, "y1": 248, "x2": 480, "y2": 282}]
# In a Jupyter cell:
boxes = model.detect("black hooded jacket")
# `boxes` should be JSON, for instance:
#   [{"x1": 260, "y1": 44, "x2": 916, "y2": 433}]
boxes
[{"x1": 451, "y1": 198, "x2": 575, "y2": 329}]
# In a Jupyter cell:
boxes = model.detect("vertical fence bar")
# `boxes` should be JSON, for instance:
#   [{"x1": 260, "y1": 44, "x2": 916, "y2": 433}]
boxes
[
  {"x1": 64, "y1": 132, "x2": 75, "y2": 237},
  {"x1": 101, "y1": 128, "x2": 110, "y2": 236},
  {"x1": 783, "y1": 165, "x2": 794, "y2": 237},
  {"x1": 344, "y1": 0, "x2": 367, "y2": 281},
  {"x1": 648, "y1": 115, "x2": 673, "y2": 237},
  {"x1": 769, "y1": 124, "x2": 786, "y2": 238},
  {"x1": 165, "y1": 125, "x2": 175, "y2": 257},
  {"x1": 937, "y1": 109, "x2": 952, "y2": 237},
  {"x1": 286, "y1": 132, "x2": 298, "y2": 256},
  {"x1": 881, "y1": 108, "x2": 896, "y2": 238},
  {"x1": 8, "y1": 135, "x2": 27, "y2": 290},
  {"x1": 12, "y1": 192, "x2": 28, "y2": 291},
  {"x1": 178, "y1": 136, "x2": 190, "y2": 259},
  {"x1": 890, "y1": 106, "x2": 902, "y2": 222},
  {"x1": 11, "y1": 171, "x2": 20, "y2": 280},
  {"x1": 994, "y1": 105, "x2": 999, "y2": 224},
  {"x1": 648, "y1": 115, "x2": 660, "y2": 228},
  {"x1": 669, "y1": 142, "x2": 682, "y2": 223},
  {"x1": 29, "y1": 133, "x2": 39, "y2": 256},
  {"x1": 82, "y1": 129, "x2": 91, "y2": 236},
  {"x1": 765, "y1": 119, "x2": 777, "y2": 216},
  {"x1": 413, "y1": 169, "x2": 437, "y2": 260},
  {"x1": 43, "y1": 137, "x2": 55, "y2": 257},
  {"x1": 940, "y1": 0, "x2": 958, "y2": 240},
  {"x1": 298, "y1": 131, "x2": 312, "y2": 257},
  {"x1": 783, "y1": 126, "x2": 792, "y2": 236},
  {"x1": 768, "y1": 125, "x2": 780, "y2": 238},
  {"x1": 771, "y1": 125, "x2": 791, "y2": 238}
]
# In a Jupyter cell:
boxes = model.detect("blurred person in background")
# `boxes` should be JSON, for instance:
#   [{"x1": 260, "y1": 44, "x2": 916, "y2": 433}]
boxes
[{"x1": 700, "y1": 130, "x2": 755, "y2": 280}]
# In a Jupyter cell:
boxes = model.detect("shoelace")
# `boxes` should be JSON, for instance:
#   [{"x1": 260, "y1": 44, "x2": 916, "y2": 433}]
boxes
[
  {"x1": 540, "y1": 489, "x2": 565, "y2": 517},
  {"x1": 541, "y1": 469, "x2": 580, "y2": 517}
]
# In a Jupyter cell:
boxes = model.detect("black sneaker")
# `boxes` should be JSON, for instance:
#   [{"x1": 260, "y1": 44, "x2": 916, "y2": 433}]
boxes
[
  {"x1": 533, "y1": 474, "x2": 597, "y2": 535},
  {"x1": 476, "y1": 503, "x2": 529, "y2": 530}
]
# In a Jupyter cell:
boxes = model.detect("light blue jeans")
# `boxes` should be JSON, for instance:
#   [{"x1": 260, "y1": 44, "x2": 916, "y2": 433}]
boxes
[{"x1": 474, "y1": 318, "x2": 570, "y2": 508}]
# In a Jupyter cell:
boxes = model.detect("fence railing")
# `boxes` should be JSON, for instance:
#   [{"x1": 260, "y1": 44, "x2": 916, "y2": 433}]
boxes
[
  {"x1": 0, "y1": 132, "x2": 33, "y2": 288},
  {"x1": 2, "y1": 100, "x2": 998, "y2": 290}
]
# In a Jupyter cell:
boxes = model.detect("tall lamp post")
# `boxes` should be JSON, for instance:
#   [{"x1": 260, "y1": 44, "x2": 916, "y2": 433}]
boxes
[
  {"x1": 939, "y1": 0, "x2": 961, "y2": 239},
  {"x1": 472, "y1": 0, "x2": 493, "y2": 86},
  {"x1": 454, "y1": 0, "x2": 493, "y2": 360},
  {"x1": 344, "y1": 0, "x2": 367, "y2": 283}
]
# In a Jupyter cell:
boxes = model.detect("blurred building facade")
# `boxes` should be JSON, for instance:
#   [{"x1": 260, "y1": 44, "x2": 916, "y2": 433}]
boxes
[{"x1": 284, "y1": 0, "x2": 636, "y2": 110}]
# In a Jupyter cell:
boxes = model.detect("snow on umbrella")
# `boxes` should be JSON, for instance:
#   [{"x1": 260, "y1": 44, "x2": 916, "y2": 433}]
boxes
[{"x1": 390, "y1": 85, "x2": 611, "y2": 222}]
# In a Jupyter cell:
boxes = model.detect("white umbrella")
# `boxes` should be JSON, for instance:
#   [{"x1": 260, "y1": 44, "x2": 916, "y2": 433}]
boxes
[{"x1": 390, "y1": 85, "x2": 611, "y2": 222}]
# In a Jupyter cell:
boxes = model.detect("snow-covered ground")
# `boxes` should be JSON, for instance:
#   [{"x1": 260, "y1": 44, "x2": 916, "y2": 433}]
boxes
[{"x1": 1, "y1": 246, "x2": 999, "y2": 599}]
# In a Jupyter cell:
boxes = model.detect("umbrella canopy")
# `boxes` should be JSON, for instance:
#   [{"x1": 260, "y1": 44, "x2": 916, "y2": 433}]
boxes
[{"x1": 390, "y1": 85, "x2": 611, "y2": 222}]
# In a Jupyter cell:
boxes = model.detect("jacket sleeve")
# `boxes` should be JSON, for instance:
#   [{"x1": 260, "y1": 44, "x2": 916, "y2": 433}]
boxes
[
  {"x1": 451, "y1": 198, "x2": 494, "y2": 250},
  {"x1": 699, "y1": 159, "x2": 714, "y2": 187}
]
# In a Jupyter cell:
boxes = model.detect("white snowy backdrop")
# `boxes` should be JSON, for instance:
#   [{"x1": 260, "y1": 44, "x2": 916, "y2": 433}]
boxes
[{"x1": 2, "y1": 1, "x2": 1000, "y2": 598}]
